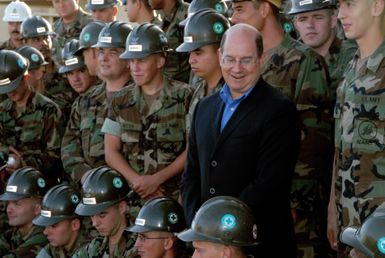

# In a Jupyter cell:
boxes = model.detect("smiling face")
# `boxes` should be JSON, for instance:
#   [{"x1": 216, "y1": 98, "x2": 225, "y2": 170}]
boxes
[{"x1": 219, "y1": 27, "x2": 261, "y2": 99}]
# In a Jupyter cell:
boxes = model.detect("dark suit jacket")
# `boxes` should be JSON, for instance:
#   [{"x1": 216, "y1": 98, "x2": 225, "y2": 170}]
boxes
[{"x1": 181, "y1": 78, "x2": 301, "y2": 257}]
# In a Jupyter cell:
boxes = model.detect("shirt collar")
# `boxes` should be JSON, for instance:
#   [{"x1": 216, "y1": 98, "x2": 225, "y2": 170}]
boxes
[{"x1": 219, "y1": 82, "x2": 255, "y2": 104}]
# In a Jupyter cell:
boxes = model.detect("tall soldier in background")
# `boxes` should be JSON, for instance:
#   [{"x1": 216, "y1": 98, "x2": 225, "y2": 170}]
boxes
[
  {"x1": 85, "y1": 0, "x2": 120, "y2": 23},
  {"x1": 1, "y1": 0, "x2": 31, "y2": 50},
  {"x1": 124, "y1": 0, "x2": 161, "y2": 25},
  {"x1": 148, "y1": 0, "x2": 191, "y2": 83}
]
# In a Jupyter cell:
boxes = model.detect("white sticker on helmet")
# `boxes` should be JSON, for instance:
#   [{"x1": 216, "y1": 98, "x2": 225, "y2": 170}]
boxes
[
  {"x1": 135, "y1": 218, "x2": 146, "y2": 226},
  {"x1": 37, "y1": 27, "x2": 46, "y2": 33},
  {"x1": 65, "y1": 57, "x2": 79, "y2": 66},
  {"x1": 0, "y1": 78, "x2": 11, "y2": 86},
  {"x1": 10, "y1": 13, "x2": 20, "y2": 18},
  {"x1": 184, "y1": 36, "x2": 193, "y2": 43},
  {"x1": 6, "y1": 185, "x2": 17, "y2": 193},
  {"x1": 83, "y1": 197, "x2": 97, "y2": 205},
  {"x1": 41, "y1": 210, "x2": 52, "y2": 217},
  {"x1": 128, "y1": 45, "x2": 143, "y2": 52},
  {"x1": 91, "y1": 0, "x2": 104, "y2": 4},
  {"x1": 100, "y1": 36, "x2": 112, "y2": 43},
  {"x1": 299, "y1": 0, "x2": 313, "y2": 5}
]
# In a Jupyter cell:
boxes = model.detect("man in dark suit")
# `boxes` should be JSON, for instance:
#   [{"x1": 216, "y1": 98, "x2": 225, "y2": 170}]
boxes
[{"x1": 181, "y1": 23, "x2": 301, "y2": 257}]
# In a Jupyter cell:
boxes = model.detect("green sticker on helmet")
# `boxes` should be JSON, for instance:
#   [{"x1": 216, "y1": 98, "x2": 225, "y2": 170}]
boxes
[
  {"x1": 213, "y1": 22, "x2": 224, "y2": 35},
  {"x1": 31, "y1": 53, "x2": 39, "y2": 62},
  {"x1": 83, "y1": 32, "x2": 91, "y2": 42},
  {"x1": 37, "y1": 178, "x2": 46, "y2": 188},
  {"x1": 17, "y1": 58, "x2": 25, "y2": 69},
  {"x1": 215, "y1": 3, "x2": 224, "y2": 13},
  {"x1": 71, "y1": 194, "x2": 80, "y2": 204},
  {"x1": 168, "y1": 212, "x2": 178, "y2": 224},
  {"x1": 283, "y1": 22, "x2": 293, "y2": 33},
  {"x1": 113, "y1": 177, "x2": 123, "y2": 188}
]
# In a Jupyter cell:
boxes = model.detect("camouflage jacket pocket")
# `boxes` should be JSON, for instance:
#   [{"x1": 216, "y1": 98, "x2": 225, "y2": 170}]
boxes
[{"x1": 353, "y1": 118, "x2": 385, "y2": 153}]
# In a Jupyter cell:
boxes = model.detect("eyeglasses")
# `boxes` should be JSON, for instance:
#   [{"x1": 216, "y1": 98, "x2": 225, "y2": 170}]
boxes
[
  {"x1": 135, "y1": 234, "x2": 169, "y2": 242},
  {"x1": 221, "y1": 56, "x2": 259, "y2": 69}
]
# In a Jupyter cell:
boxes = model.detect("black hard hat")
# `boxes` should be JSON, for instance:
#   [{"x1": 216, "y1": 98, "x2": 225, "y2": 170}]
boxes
[
  {"x1": 16, "y1": 45, "x2": 48, "y2": 71},
  {"x1": 288, "y1": 0, "x2": 336, "y2": 15},
  {"x1": 20, "y1": 16, "x2": 56, "y2": 39},
  {"x1": 75, "y1": 166, "x2": 130, "y2": 216},
  {"x1": 76, "y1": 21, "x2": 106, "y2": 54},
  {"x1": 92, "y1": 21, "x2": 132, "y2": 49},
  {"x1": 59, "y1": 39, "x2": 86, "y2": 74},
  {"x1": 0, "y1": 50, "x2": 29, "y2": 94},
  {"x1": 179, "y1": 0, "x2": 228, "y2": 26},
  {"x1": 341, "y1": 207, "x2": 385, "y2": 258},
  {"x1": 0, "y1": 167, "x2": 48, "y2": 201},
  {"x1": 33, "y1": 184, "x2": 81, "y2": 226},
  {"x1": 127, "y1": 197, "x2": 186, "y2": 233},
  {"x1": 120, "y1": 23, "x2": 170, "y2": 59},
  {"x1": 177, "y1": 9, "x2": 230, "y2": 53},
  {"x1": 178, "y1": 196, "x2": 258, "y2": 246},
  {"x1": 85, "y1": 0, "x2": 120, "y2": 10}
]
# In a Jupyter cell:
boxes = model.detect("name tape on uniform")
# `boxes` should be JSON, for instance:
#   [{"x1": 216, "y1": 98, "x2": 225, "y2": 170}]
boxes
[
  {"x1": 41, "y1": 210, "x2": 52, "y2": 217},
  {"x1": 65, "y1": 57, "x2": 79, "y2": 66},
  {"x1": 128, "y1": 45, "x2": 143, "y2": 52}
]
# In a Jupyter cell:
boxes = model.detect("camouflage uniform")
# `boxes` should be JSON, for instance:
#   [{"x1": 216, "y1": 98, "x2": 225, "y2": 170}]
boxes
[
  {"x1": 0, "y1": 90, "x2": 62, "y2": 176},
  {"x1": 72, "y1": 231, "x2": 138, "y2": 258},
  {"x1": 160, "y1": 0, "x2": 191, "y2": 83},
  {"x1": 36, "y1": 228, "x2": 90, "y2": 258},
  {"x1": 0, "y1": 39, "x2": 17, "y2": 51},
  {"x1": 334, "y1": 39, "x2": 385, "y2": 241},
  {"x1": 0, "y1": 226, "x2": 48, "y2": 258},
  {"x1": 186, "y1": 76, "x2": 224, "y2": 133},
  {"x1": 102, "y1": 77, "x2": 192, "y2": 216},
  {"x1": 52, "y1": 8, "x2": 92, "y2": 67},
  {"x1": 325, "y1": 37, "x2": 357, "y2": 105},
  {"x1": 61, "y1": 80, "x2": 132, "y2": 182},
  {"x1": 262, "y1": 33, "x2": 333, "y2": 257},
  {"x1": 43, "y1": 66, "x2": 77, "y2": 130}
]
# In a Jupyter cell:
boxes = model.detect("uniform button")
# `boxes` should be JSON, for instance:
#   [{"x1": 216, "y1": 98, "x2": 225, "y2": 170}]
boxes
[
  {"x1": 209, "y1": 188, "x2": 216, "y2": 194},
  {"x1": 211, "y1": 160, "x2": 217, "y2": 167}
]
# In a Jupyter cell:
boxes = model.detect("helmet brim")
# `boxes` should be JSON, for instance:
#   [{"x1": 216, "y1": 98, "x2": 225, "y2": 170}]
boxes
[
  {"x1": 92, "y1": 42, "x2": 125, "y2": 49},
  {"x1": 176, "y1": 42, "x2": 204, "y2": 53},
  {"x1": 119, "y1": 51, "x2": 151, "y2": 59},
  {"x1": 0, "y1": 191, "x2": 29, "y2": 201},
  {"x1": 0, "y1": 74, "x2": 24, "y2": 95},
  {"x1": 85, "y1": 3, "x2": 115, "y2": 10},
  {"x1": 58, "y1": 62, "x2": 86, "y2": 74},
  {"x1": 75, "y1": 199, "x2": 122, "y2": 216},
  {"x1": 340, "y1": 227, "x2": 373, "y2": 257},
  {"x1": 32, "y1": 214, "x2": 67, "y2": 227}
]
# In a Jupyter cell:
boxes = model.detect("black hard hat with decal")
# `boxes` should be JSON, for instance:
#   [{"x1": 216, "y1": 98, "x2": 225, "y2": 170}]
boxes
[
  {"x1": 33, "y1": 184, "x2": 81, "y2": 226},
  {"x1": 178, "y1": 196, "x2": 258, "y2": 246},
  {"x1": 92, "y1": 21, "x2": 132, "y2": 49},
  {"x1": 20, "y1": 15, "x2": 55, "y2": 39},
  {"x1": 0, "y1": 50, "x2": 28, "y2": 94},
  {"x1": 59, "y1": 39, "x2": 86, "y2": 74},
  {"x1": 75, "y1": 166, "x2": 130, "y2": 216},
  {"x1": 76, "y1": 21, "x2": 106, "y2": 54},
  {"x1": 127, "y1": 197, "x2": 186, "y2": 233},
  {"x1": 85, "y1": 0, "x2": 120, "y2": 10},
  {"x1": 16, "y1": 45, "x2": 48, "y2": 70},
  {"x1": 0, "y1": 167, "x2": 48, "y2": 201},
  {"x1": 179, "y1": 0, "x2": 229, "y2": 26},
  {"x1": 289, "y1": 0, "x2": 336, "y2": 15}
]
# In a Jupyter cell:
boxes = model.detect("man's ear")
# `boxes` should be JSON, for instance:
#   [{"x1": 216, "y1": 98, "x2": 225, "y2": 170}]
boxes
[{"x1": 372, "y1": 0, "x2": 385, "y2": 17}]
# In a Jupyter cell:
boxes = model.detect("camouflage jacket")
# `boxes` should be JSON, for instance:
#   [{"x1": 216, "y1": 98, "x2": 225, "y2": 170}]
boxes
[
  {"x1": 61, "y1": 81, "x2": 131, "y2": 181},
  {"x1": 262, "y1": 33, "x2": 333, "y2": 207},
  {"x1": 72, "y1": 231, "x2": 138, "y2": 258},
  {"x1": 334, "y1": 39, "x2": 385, "y2": 230},
  {"x1": 160, "y1": 0, "x2": 190, "y2": 83},
  {"x1": 0, "y1": 39, "x2": 17, "y2": 51},
  {"x1": 0, "y1": 90, "x2": 62, "y2": 175},
  {"x1": 52, "y1": 8, "x2": 92, "y2": 67},
  {"x1": 325, "y1": 37, "x2": 357, "y2": 104},
  {"x1": 0, "y1": 226, "x2": 48, "y2": 258},
  {"x1": 102, "y1": 77, "x2": 192, "y2": 200},
  {"x1": 43, "y1": 63, "x2": 77, "y2": 131},
  {"x1": 36, "y1": 228, "x2": 90, "y2": 258},
  {"x1": 186, "y1": 76, "x2": 224, "y2": 133}
]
